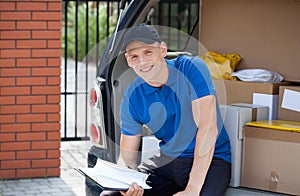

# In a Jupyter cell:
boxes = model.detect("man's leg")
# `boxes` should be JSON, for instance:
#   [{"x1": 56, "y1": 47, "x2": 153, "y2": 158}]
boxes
[
  {"x1": 200, "y1": 157, "x2": 231, "y2": 196},
  {"x1": 139, "y1": 153, "x2": 193, "y2": 196}
]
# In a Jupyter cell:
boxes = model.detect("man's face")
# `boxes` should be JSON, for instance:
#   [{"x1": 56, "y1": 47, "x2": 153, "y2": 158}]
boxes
[{"x1": 125, "y1": 41, "x2": 167, "y2": 85}]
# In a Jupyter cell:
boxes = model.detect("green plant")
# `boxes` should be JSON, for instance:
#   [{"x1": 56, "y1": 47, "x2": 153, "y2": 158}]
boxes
[{"x1": 62, "y1": 2, "x2": 118, "y2": 61}]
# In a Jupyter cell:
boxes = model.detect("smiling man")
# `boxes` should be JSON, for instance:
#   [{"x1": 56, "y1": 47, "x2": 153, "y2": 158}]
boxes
[
  {"x1": 125, "y1": 40, "x2": 168, "y2": 87},
  {"x1": 101, "y1": 24, "x2": 231, "y2": 196}
]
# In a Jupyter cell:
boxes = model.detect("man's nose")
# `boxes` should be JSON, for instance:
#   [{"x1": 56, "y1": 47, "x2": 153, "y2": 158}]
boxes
[{"x1": 138, "y1": 55, "x2": 147, "y2": 64}]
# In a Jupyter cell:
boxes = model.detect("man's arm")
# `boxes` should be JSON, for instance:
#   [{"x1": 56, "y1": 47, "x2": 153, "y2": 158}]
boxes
[
  {"x1": 120, "y1": 133, "x2": 142, "y2": 170},
  {"x1": 175, "y1": 95, "x2": 218, "y2": 195},
  {"x1": 117, "y1": 134, "x2": 144, "y2": 196}
]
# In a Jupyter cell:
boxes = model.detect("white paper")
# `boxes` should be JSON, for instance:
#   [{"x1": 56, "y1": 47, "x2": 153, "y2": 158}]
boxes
[
  {"x1": 253, "y1": 93, "x2": 278, "y2": 120},
  {"x1": 282, "y1": 89, "x2": 300, "y2": 112},
  {"x1": 76, "y1": 159, "x2": 151, "y2": 190}
]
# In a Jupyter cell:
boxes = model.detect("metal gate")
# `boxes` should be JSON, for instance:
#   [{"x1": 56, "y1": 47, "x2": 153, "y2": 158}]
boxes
[{"x1": 61, "y1": 0, "x2": 120, "y2": 141}]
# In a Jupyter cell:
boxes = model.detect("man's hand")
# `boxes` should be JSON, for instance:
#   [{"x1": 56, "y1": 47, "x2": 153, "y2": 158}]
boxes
[
  {"x1": 173, "y1": 185, "x2": 198, "y2": 196},
  {"x1": 174, "y1": 190, "x2": 198, "y2": 196},
  {"x1": 120, "y1": 182, "x2": 144, "y2": 196}
]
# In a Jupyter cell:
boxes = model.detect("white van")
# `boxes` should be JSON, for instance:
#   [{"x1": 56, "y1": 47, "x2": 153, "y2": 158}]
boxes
[{"x1": 86, "y1": 0, "x2": 298, "y2": 195}]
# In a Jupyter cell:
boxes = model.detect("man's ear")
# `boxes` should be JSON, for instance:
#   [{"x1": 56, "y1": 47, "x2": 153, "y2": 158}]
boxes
[
  {"x1": 160, "y1": 42, "x2": 168, "y2": 57},
  {"x1": 124, "y1": 53, "x2": 133, "y2": 68}
]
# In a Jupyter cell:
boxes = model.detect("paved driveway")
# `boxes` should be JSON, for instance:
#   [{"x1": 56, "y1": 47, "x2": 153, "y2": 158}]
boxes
[{"x1": 0, "y1": 141, "x2": 91, "y2": 196}]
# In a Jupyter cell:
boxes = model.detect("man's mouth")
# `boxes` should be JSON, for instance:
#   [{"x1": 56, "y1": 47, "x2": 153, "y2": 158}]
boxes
[{"x1": 140, "y1": 65, "x2": 154, "y2": 73}]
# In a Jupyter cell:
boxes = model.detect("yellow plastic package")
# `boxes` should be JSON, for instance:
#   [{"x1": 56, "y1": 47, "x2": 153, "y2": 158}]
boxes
[
  {"x1": 200, "y1": 51, "x2": 241, "y2": 80},
  {"x1": 246, "y1": 120, "x2": 300, "y2": 133}
]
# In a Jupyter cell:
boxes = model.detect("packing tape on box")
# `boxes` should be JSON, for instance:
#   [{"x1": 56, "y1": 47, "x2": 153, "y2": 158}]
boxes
[{"x1": 246, "y1": 120, "x2": 300, "y2": 133}]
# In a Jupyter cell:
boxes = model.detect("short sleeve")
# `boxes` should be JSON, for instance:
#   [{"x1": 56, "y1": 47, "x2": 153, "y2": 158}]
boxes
[{"x1": 179, "y1": 56, "x2": 216, "y2": 101}]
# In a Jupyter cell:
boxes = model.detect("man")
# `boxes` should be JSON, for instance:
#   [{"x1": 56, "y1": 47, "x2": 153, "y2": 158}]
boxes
[{"x1": 102, "y1": 24, "x2": 231, "y2": 196}]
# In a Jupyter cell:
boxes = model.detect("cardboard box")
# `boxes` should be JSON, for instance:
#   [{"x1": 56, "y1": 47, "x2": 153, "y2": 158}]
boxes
[
  {"x1": 278, "y1": 86, "x2": 300, "y2": 122},
  {"x1": 242, "y1": 126, "x2": 300, "y2": 195},
  {"x1": 230, "y1": 103, "x2": 269, "y2": 123},
  {"x1": 213, "y1": 79, "x2": 288, "y2": 105},
  {"x1": 219, "y1": 104, "x2": 269, "y2": 187}
]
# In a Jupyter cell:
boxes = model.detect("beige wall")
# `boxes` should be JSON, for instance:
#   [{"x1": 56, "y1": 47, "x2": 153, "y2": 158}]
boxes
[{"x1": 200, "y1": 0, "x2": 300, "y2": 82}]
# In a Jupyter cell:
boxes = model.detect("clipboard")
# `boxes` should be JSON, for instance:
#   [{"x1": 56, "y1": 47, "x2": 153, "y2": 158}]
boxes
[{"x1": 74, "y1": 159, "x2": 151, "y2": 191}]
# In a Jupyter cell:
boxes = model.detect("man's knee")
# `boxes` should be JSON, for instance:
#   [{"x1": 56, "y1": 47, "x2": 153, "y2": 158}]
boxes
[{"x1": 200, "y1": 158, "x2": 231, "y2": 196}]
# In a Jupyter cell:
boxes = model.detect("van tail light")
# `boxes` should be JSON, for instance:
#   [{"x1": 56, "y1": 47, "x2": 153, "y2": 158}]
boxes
[
  {"x1": 90, "y1": 88, "x2": 98, "y2": 106},
  {"x1": 90, "y1": 123, "x2": 100, "y2": 144},
  {"x1": 89, "y1": 82, "x2": 107, "y2": 149}
]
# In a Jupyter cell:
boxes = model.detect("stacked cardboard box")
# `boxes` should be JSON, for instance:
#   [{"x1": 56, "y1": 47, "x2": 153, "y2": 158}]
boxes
[
  {"x1": 214, "y1": 80, "x2": 300, "y2": 194},
  {"x1": 213, "y1": 79, "x2": 290, "y2": 120},
  {"x1": 278, "y1": 86, "x2": 300, "y2": 122},
  {"x1": 240, "y1": 85, "x2": 300, "y2": 195},
  {"x1": 241, "y1": 124, "x2": 300, "y2": 195}
]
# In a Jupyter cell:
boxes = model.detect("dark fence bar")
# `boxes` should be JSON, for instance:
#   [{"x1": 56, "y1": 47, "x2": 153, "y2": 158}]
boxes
[{"x1": 61, "y1": 0, "x2": 120, "y2": 141}]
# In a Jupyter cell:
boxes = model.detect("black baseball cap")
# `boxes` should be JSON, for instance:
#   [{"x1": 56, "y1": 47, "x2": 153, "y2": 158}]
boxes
[{"x1": 122, "y1": 24, "x2": 162, "y2": 51}]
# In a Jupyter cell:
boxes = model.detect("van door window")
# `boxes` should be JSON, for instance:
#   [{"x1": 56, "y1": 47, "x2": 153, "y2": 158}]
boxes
[{"x1": 148, "y1": 0, "x2": 199, "y2": 52}]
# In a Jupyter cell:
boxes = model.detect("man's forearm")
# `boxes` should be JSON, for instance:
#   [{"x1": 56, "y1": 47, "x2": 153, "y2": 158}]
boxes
[
  {"x1": 120, "y1": 134, "x2": 141, "y2": 170},
  {"x1": 120, "y1": 149, "x2": 138, "y2": 170},
  {"x1": 185, "y1": 146, "x2": 215, "y2": 194},
  {"x1": 187, "y1": 95, "x2": 218, "y2": 194}
]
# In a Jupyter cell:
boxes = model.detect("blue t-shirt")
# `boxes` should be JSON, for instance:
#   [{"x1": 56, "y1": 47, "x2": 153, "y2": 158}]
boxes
[{"x1": 120, "y1": 55, "x2": 231, "y2": 163}]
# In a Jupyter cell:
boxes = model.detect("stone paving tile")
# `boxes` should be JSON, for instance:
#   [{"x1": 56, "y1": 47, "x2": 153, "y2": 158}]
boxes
[
  {"x1": 0, "y1": 141, "x2": 92, "y2": 196},
  {"x1": 0, "y1": 140, "x2": 289, "y2": 196}
]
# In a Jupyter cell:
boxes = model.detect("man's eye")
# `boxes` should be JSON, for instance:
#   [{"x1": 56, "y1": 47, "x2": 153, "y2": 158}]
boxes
[
  {"x1": 146, "y1": 51, "x2": 152, "y2": 55},
  {"x1": 131, "y1": 56, "x2": 137, "y2": 61}
]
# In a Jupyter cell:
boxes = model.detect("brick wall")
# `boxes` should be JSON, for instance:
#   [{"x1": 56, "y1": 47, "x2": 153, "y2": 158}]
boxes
[{"x1": 0, "y1": 0, "x2": 62, "y2": 179}]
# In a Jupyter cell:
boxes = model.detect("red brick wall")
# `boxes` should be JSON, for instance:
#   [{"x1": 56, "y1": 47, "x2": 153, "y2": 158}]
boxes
[{"x1": 0, "y1": 0, "x2": 62, "y2": 179}]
